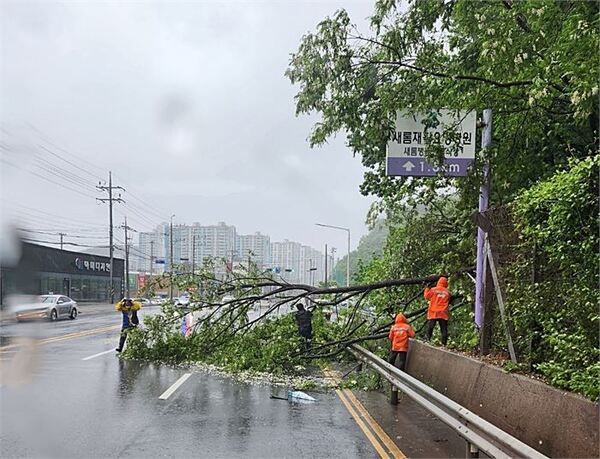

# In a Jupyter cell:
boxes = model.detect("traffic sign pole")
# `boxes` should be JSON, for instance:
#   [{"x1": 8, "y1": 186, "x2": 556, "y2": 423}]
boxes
[{"x1": 475, "y1": 109, "x2": 492, "y2": 333}]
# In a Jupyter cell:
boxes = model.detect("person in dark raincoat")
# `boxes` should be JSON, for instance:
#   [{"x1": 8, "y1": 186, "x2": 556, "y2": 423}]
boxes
[{"x1": 295, "y1": 302, "x2": 313, "y2": 350}]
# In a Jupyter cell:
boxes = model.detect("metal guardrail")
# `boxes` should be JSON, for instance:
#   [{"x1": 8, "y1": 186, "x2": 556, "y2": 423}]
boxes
[{"x1": 349, "y1": 344, "x2": 549, "y2": 459}]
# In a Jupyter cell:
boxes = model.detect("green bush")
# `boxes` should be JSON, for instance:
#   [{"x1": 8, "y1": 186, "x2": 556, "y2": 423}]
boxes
[{"x1": 506, "y1": 155, "x2": 599, "y2": 399}]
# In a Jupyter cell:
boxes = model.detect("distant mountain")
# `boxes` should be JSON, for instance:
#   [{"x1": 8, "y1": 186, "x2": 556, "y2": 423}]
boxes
[{"x1": 333, "y1": 220, "x2": 388, "y2": 284}]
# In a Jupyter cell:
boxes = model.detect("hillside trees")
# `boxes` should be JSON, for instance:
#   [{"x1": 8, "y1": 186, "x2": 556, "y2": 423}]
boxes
[{"x1": 286, "y1": 0, "x2": 599, "y2": 397}]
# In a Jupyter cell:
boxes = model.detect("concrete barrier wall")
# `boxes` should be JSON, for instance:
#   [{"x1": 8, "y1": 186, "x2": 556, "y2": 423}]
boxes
[{"x1": 406, "y1": 340, "x2": 599, "y2": 458}]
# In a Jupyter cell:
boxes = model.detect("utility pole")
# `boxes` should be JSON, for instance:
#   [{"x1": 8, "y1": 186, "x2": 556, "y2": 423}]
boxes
[
  {"x1": 120, "y1": 217, "x2": 136, "y2": 298},
  {"x1": 346, "y1": 230, "x2": 350, "y2": 287},
  {"x1": 97, "y1": 171, "x2": 124, "y2": 303},
  {"x1": 169, "y1": 215, "x2": 175, "y2": 301},
  {"x1": 324, "y1": 243, "x2": 328, "y2": 285},
  {"x1": 150, "y1": 240, "x2": 154, "y2": 277},
  {"x1": 476, "y1": 109, "x2": 493, "y2": 354},
  {"x1": 330, "y1": 247, "x2": 336, "y2": 284},
  {"x1": 58, "y1": 232, "x2": 66, "y2": 250},
  {"x1": 315, "y1": 223, "x2": 350, "y2": 287},
  {"x1": 192, "y1": 234, "x2": 196, "y2": 273}
]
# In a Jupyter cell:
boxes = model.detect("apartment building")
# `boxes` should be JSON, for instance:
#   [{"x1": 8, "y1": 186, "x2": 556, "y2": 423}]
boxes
[
  {"x1": 236, "y1": 232, "x2": 271, "y2": 270},
  {"x1": 137, "y1": 221, "x2": 330, "y2": 284}
]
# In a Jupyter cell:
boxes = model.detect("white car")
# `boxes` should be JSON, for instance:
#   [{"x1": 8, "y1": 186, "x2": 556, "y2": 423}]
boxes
[
  {"x1": 175, "y1": 294, "x2": 190, "y2": 306},
  {"x1": 11, "y1": 294, "x2": 78, "y2": 322}
]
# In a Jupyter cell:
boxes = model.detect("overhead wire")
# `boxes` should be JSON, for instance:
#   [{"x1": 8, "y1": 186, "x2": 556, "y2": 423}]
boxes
[
  {"x1": 21, "y1": 168, "x2": 98, "y2": 200},
  {"x1": 21, "y1": 237, "x2": 111, "y2": 249},
  {"x1": 24, "y1": 122, "x2": 107, "y2": 179},
  {"x1": 5, "y1": 124, "x2": 170, "y2": 238},
  {"x1": 18, "y1": 228, "x2": 109, "y2": 240},
  {"x1": 36, "y1": 143, "x2": 104, "y2": 182},
  {"x1": 11, "y1": 212, "x2": 107, "y2": 233},
  {"x1": 33, "y1": 156, "x2": 98, "y2": 193}
]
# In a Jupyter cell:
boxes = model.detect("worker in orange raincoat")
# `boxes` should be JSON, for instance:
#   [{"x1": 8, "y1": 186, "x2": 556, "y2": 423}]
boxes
[
  {"x1": 424, "y1": 276, "x2": 452, "y2": 345},
  {"x1": 388, "y1": 313, "x2": 415, "y2": 371}
]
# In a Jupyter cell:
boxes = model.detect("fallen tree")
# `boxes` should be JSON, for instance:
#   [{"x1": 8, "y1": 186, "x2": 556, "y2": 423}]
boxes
[{"x1": 123, "y1": 262, "x2": 470, "y2": 374}]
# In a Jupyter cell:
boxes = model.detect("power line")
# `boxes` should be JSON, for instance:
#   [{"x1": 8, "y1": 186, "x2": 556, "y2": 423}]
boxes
[
  {"x1": 32, "y1": 161, "x2": 98, "y2": 194},
  {"x1": 24, "y1": 168, "x2": 97, "y2": 199},
  {"x1": 33, "y1": 156, "x2": 98, "y2": 192},
  {"x1": 24, "y1": 122, "x2": 106, "y2": 179},
  {"x1": 123, "y1": 192, "x2": 169, "y2": 221},
  {"x1": 120, "y1": 203, "x2": 163, "y2": 229},
  {"x1": 1, "y1": 201, "x2": 105, "y2": 227},
  {"x1": 21, "y1": 237, "x2": 111, "y2": 249},
  {"x1": 11, "y1": 214, "x2": 107, "y2": 234},
  {"x1": 112, "y1": 172, "x2": 170, "y2": 221},
  {"x1": 6, "y1": 124, "x2": 170, "y2": 231},
  {"x1": 36, "y1": 143, "x2": 104, "y2": 182},
  {"x1": 18, "y1": 228, "x2": 109, "y2": 240}
]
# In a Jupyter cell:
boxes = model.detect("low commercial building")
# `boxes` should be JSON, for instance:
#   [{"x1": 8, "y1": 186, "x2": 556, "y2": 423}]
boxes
[{"x1": 0, "y1": 242, "x2": 124, "y2": 304}]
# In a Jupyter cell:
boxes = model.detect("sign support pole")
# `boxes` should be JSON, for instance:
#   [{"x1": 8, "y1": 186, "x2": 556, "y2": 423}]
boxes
[{"x1": 475, "y1": 109, "x2": 492, "y2": 340}]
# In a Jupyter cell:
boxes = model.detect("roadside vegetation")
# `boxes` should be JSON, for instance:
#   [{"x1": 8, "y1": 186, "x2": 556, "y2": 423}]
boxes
[{"x1": 127, "y1": 0, "x2": 598, "y2": 401}]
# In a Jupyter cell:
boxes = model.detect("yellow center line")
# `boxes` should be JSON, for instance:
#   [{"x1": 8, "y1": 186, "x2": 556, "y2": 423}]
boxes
[
  {"x1": 0, "y1": 324, "x2": 120, "y2": 352},
  {"x1": 325, "y1": 368, "x2": 407, "y2": 459},
  {"x1": 343, "y1": 389, "x2": 407, "y2": 459},
  {"x1": 336, "y1": 388, "x2": 391, "y2": 459},
  {"x1": 40, "y1": 325, "x2": 120, "y2": 344}
]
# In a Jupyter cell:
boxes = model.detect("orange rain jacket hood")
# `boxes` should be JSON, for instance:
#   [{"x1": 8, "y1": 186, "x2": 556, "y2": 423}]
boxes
[
  {"x1": 388, "y1": 313, "x2": 415, "y2": 352},
  {"x1": 424, "y1": 277, "x2": 451, "y2": 320}
]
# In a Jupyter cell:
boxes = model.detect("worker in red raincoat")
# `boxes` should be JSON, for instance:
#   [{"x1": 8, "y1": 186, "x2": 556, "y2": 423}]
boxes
[
  {"x1": 424, "y1": 276, "x2": 452, "y2": 345},
  {"x1": 388, "y1": 313, "x2": 415, "y2": 371}
]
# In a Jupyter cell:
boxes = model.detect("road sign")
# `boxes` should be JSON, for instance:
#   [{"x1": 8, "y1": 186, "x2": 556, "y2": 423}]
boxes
[
  {"x1": 387, "y1": 110, "x2": 476, "y2": 177},
  {"x1": 154, "y1": 259, "x2": 166, "y2": 264}
]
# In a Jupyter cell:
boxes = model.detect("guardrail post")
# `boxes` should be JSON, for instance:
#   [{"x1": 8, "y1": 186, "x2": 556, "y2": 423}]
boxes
[
  {"x1": 388, "y1": 353, "x2": 398, "y2": 405},
  {"x1": 466, "y1": 442, "x2": 479, "y2": 458},
  {"x1": 351, "y1": 344, "x2": 550, "y2": 459},
  {"x1": 390, "y1": 386, "x2": 399, "y2": 405}
]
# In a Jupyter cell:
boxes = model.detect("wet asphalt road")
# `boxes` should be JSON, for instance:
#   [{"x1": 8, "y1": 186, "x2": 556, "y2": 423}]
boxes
[{"x1": 0, "y1": 304, "x2": 467, "y2": 458}]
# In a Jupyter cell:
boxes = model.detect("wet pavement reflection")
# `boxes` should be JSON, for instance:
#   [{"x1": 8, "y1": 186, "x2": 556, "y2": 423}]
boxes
[{"x1": 0, "y1": 306, "x2": 377, "y2": 458}]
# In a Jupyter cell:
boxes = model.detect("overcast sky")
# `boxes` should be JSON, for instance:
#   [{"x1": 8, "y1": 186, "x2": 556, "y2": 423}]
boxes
[{"x1": 1, "y1": 1, "x2": 374, "y2": 255}]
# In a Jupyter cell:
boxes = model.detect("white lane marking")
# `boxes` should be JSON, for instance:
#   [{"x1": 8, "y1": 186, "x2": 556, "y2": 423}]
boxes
[
  {"x1": 82, "y1": 349, "x2": 115, "y2": 361},
  {"x1": 158, "y1": 373, "x2": 192, "y2": 400}
]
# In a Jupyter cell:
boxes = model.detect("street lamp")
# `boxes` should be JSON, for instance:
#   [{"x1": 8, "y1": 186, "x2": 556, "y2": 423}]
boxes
[{"x1": 315, "y1": 223, "x2": 350, "y2": 287}]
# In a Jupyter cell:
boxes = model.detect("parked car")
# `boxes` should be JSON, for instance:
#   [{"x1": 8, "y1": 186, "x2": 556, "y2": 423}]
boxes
[
  {"x1": 11, "y1": 294, "x2": 78, "y2": 322},
  {"x1": 133, "y1": 297, "x2": 150, "y2": 305}
]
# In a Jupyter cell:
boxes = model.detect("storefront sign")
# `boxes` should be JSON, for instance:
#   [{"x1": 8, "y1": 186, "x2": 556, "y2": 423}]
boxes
[{"x1": 74, "y1": 257, "x2": 111, "y2": 272}]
